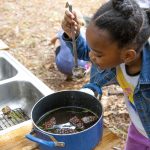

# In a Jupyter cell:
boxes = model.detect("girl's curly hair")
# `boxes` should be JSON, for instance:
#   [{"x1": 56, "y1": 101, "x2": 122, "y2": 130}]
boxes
[{"x1": 92, "y1": 0, "x2": 150, "y2": 51}]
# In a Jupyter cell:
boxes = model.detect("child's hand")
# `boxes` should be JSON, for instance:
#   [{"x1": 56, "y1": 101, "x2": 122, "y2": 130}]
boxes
[
  {"x1": 80, "y1": 88, "x2": 95, "y2": 96},
  {"x1": 61, "y1": 9, "x2": 84, "y2": 38}
]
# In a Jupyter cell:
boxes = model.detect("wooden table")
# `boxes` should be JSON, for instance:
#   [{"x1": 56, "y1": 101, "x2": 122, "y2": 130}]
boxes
[{"x1": 0, "y1": 123, "x2": 121, "y2": 150}]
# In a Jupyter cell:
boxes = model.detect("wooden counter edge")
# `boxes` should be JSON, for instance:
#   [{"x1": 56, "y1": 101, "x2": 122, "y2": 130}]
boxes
[{"x1": 0, "y1": 122, "x2": 121, "y2": 150}]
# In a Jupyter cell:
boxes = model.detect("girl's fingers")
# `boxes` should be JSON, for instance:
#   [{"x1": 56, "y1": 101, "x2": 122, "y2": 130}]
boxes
[
  {"x1": 65, "y1": 10, "x2": 75, "y2": 19},
  {"x1": 62, "y1": 19, "x2": 70, "y2": 28},
  {"x1": 72, "y1": 11, "x2": 80, "y2": 24},
  {"x1": 64, "y1": 10, "x2": 79, "y2": 26},
  {"x1": 64, "y1": 15, "x2": 73, "y2": 24},
  {"x1": 64, "y1": 15, "x2": 77, "y2": 26},
  {"x1": 65, "y1": 10, "x2": 75, "y2": 24},
  {"x1": 63, "y1": 15, "x2": 78, "y2": 30},
  {"x1": 61, "y1": 10, "x2": 81, "y2": 37}
]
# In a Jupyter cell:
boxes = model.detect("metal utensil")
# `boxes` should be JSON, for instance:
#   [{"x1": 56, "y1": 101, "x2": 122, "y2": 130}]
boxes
[
  {"x1": 66, "y1": 2, "x2": 86, "y2": 78},
  {"x1": 47, "y1": 122, "x2": 76, "y2": 130}
]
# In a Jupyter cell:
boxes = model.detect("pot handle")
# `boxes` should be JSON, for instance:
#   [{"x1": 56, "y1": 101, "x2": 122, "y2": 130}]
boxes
[{"x1": 26, "y1": 133, "x2": 65, "y2": 148}]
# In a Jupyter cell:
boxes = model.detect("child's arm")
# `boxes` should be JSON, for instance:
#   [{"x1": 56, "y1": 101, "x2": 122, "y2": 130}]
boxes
[
  {"x1": 82, "y1": 64, "x2": 117, "y2": 97},
  {"x1": 61, "y1": 8, "x2": 90, "y2": 61},
  {"x1": 49, "y1": 36, "x2": 59, "y2": 46}
]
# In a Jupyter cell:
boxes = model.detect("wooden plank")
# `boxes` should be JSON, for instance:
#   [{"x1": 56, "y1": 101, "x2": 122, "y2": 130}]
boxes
[
  {"x1": 0, "y1": 123, "x2": 121, "y2": 150},
  {"x1": 95, "y1": 128, "x2": 121, "y2": 150},
  {"x1": 0, "y1": 40, "x2": 9, "y2": 50}
]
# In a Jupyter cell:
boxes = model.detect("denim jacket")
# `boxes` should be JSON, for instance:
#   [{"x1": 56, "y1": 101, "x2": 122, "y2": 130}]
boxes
[{"x1": 63, "y1": 33, "x2": 150, "y2": 138}]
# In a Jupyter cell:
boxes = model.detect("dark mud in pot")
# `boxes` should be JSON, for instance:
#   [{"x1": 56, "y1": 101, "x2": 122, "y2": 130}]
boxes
[{"x1": 37, "y1": 106, "x2": 98, "y2": 134}]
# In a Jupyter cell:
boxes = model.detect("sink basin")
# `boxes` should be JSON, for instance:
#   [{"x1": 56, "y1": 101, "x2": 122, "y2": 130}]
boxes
[
  {"x1": 0, "y1": 51, "x2": 53, "y2": 135},
  {"x1": 0, "y1": 81, "x2": 44, "y2": 117},
  {"x1": 0, "y1": 57, "x2": 17, "y2": 81}
]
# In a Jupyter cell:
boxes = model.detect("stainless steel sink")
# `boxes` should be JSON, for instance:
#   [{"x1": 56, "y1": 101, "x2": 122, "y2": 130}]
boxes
[
  {"x1": 0, "y1": 51, "x2": 53, "y2": 135},
  {"x1": 0, "y1": 57, "x2": 17, "y2": 81},
  {"x1": 0, "y1": 81, "x2": 43, "y2": 117}
]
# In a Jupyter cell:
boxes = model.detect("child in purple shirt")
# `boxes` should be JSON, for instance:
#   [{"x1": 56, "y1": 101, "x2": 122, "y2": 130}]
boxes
[{"x1": 50, "y1": 29, "x2": 90, "y2": 80}]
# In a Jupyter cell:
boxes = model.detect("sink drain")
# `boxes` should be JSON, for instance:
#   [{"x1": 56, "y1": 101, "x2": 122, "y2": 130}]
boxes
[{"x1": 0, "y1": 108, "x2": 30, "y2": 130}]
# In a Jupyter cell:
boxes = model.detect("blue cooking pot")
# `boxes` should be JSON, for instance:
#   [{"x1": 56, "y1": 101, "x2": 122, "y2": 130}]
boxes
[{"x1": 26, "y1": 90, "x2": 103, "y2": 150}]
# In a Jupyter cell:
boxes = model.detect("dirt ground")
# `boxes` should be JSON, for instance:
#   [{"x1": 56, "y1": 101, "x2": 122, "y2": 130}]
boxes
[{"x1": 0, "y1": 0, "x2": 130, "y2": 149}]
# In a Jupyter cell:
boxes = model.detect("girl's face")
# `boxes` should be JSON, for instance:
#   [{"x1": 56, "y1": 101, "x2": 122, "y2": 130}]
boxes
[{"x1": 86, "y1": 23, "x2": 124, "y2": 70}]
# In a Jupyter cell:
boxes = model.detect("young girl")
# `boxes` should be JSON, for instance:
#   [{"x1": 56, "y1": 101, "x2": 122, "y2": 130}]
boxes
[{"x1": 62, "y1": 0, "x2": 150, "y2": 149}]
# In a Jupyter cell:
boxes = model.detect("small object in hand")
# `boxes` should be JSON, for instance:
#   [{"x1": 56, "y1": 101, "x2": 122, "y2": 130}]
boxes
[
  {"x1": 44, "y1": 117, "x2": 56, "y2": 129},
  {"x1": 81, "y1": 116, "x2": 97, "y2": 124},
  {"x1": 69, "y1": 116, "x2": 84, "y2": 130},
  {"x1": 1, "y1": 106, "x2": 11, "y2": 115}
]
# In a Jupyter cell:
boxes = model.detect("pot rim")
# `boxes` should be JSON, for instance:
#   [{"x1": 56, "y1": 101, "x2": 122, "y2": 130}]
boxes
[{"x1": 31, "y1": 90, "x2": 103, "y2": 136}]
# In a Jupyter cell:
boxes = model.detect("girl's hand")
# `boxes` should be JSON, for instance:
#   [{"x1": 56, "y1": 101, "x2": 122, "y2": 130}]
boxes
[
  {"x1": 79, "y1": 88, "x2": 95, "y2": 96},
  {"x1": 61, "y1": 9, "x2": 84, "y2": 38}
]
